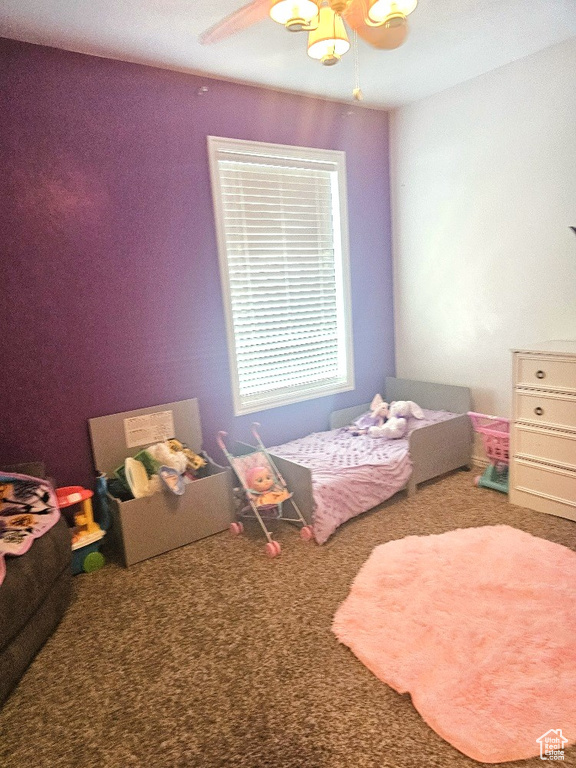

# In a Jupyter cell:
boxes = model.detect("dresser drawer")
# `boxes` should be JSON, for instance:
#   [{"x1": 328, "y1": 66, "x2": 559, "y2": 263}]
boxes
[
  {"x1": 515, "y1": 391, "x2": 576, "y2": 430},
  {"x1": 514, "y1": 460, "x2": 576, "y2": 509},
  {"x1": 516, "y1": 354, "x2": 576, "y2": 392},
  {"x1": 514, "y1": 425, "x2": 576, "y2": 470}
]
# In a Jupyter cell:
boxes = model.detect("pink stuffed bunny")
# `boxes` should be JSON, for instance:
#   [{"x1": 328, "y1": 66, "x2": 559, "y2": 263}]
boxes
[{"x1": 350, "y1": 394, "x2": 390, "y2": 433}]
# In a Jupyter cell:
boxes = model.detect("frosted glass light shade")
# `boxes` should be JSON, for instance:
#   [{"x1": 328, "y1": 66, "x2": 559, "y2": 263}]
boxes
[
  {"x1": 307, "y1": 5, "x2": 350, "y2": 64},
  {"x1": 367, "y1": 0, "x2": 417, "y2": 23},
  {"x1": 270, "y1": 0, "x2": 319, "y2": 26}
]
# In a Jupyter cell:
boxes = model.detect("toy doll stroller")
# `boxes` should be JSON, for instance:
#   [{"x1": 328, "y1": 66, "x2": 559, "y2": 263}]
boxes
[
  {"x1": 217, "y1": 424, "x2": 314, "y2": 557},
  {"x1": 468, "y1": 412, "x2": 510, "y2": 494}
]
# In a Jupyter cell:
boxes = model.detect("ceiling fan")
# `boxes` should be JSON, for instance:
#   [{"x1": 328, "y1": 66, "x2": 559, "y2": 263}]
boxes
[{"x1": 200, "y1": 0, "x2": 418, "y2": 67}]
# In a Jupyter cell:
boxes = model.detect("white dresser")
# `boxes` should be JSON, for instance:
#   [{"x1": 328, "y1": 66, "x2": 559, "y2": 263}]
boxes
[{"x1": 510, "y1": 341, "x2": 576, "y2": 521}]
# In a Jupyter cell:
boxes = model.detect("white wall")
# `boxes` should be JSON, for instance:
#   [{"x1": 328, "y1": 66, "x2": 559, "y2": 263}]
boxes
[{"x1": 390, "y1": 37, "x2": 576, "y2": 420}]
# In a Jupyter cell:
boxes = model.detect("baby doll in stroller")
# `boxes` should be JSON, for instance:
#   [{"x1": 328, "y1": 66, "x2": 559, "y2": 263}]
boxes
[
  {"x1": 218, "y1": 424, "x2": 314, "y2": 557},
  {"x1": 245, "y1": 465, "x2": 292, "y2": 508}
]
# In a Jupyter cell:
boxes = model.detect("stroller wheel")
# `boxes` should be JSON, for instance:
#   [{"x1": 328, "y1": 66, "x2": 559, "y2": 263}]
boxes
[
  {"x1": 300, "y1": 525, "x2": 314, "y2": 541},
  {"x1": 265, "y1": 541, "x2": 281, "y2": 558},
  {"x1": 230, "y1": 522, "x2": 244, "y2": 535}
]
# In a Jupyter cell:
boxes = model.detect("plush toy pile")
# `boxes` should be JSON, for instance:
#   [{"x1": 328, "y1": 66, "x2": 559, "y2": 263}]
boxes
[
  {"x1": 349, "y1": 394, "x2": 424, "y2": 439},
  {"x1": 109, "y1": 439, "x2": 209, "y2": 500}
]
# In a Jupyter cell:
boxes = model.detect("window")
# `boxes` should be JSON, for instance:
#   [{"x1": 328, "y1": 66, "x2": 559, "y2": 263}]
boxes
[{"x1": 208, "y1": 136, "x2": 354, "y2": 416}]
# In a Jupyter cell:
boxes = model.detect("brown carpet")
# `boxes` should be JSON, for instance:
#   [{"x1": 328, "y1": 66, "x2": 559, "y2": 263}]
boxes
[{"x1": 1, "y1": 469, "x2": 575, "y2": 768}]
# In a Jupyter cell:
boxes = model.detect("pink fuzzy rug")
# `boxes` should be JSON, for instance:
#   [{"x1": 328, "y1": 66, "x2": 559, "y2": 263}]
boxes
[{"x1": 332, "y1": 526, "x2": 576, "y2": 763}]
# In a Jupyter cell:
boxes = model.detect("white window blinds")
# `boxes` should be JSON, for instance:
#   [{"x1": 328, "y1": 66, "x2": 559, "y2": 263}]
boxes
[{"x1": 208, "y1": 137, "x2": 354, "y2": 415}]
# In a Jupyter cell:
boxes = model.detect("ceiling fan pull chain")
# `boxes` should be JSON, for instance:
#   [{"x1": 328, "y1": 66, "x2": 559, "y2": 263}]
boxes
[{"x1": 353, "y1": 30, "x2": 363, "y2": 101}]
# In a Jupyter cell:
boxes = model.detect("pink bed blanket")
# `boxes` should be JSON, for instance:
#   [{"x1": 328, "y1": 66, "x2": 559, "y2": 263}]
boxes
[
  {"x1": 270, "y1": 409, "x2": 456, "y2": 544},
  {"x1": 0, "y1": 473, "x2": 60, "y2": 586}
]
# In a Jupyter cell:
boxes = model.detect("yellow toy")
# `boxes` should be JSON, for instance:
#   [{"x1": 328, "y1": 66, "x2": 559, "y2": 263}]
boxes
[
  {"x1": 166, "y1": 439, "x2": 207, "y2": 475},
  {"x1": 56, "y1": 487, "x2": 99, "y2": 541},
  {"x1": 56, "y1": 486, "x2": 105, "y2": 574}
]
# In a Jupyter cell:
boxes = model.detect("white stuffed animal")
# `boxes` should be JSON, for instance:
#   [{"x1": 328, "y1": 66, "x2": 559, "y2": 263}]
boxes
[
  {"x1": 368, "y1": 416, "x2": 408, "y2": 439},
  {"x1": 368, "y1": 400, "x2": 424, "y2": 439},
  {"x1": 388, "y1": 400, "x2": 424, "y2": 420}
]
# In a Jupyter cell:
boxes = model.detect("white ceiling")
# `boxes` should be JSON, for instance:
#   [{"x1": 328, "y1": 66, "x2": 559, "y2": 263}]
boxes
[{"x1": 1, "y1": 0, "x2": 576, "y2": 109}]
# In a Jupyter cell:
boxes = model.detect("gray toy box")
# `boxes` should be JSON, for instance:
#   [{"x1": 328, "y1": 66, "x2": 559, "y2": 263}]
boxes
[{"x1": 89, "y1": 399, "x2": 233, "y2": 567}]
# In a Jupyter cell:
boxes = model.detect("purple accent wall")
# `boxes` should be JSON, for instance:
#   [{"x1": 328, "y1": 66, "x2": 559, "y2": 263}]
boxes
[{"x1": 0, "y1": 37, "x2": 394, "y2": 488}]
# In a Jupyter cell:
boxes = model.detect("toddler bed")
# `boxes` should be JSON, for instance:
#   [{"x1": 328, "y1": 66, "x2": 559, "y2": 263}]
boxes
[{"x1": 258, "y1": 378, "x2": 472, "y2": 544}]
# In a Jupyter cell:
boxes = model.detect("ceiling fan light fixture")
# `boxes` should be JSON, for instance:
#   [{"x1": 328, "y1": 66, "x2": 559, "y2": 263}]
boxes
[
  {"x1": 270, "y1": 0, "x2": 319, "y2": 31},
  {"x1": 382, "y1": 11, "x2": 406, "y2": 28},
  {"x1": 307, "y1": 4, "x2": 350, "y2": 65},
  {"x1": 367, "y1": 0, "x2": 417, "y2": 24}
]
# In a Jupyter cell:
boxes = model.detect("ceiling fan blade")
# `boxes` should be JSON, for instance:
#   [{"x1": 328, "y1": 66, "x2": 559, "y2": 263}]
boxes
[
  {"x1": 343, "y1": 0, "x2": 409, "y2": 49},
  {"x1": 199, "y1": 0, "x2": 270, "y2": 45}
]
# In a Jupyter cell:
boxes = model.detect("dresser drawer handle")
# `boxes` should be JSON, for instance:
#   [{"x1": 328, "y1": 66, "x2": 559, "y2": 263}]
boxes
[
  {"x1": 534, "y1": 407, "x2": 544, "y2": 416},
  {"x1": 535, "y1": 370, "x2": 546, "y2": 379}
]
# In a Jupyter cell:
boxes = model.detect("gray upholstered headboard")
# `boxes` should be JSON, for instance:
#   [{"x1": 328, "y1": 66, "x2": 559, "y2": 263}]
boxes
[{"x1": 384, "y1": 377, "x2": 471, "y2": 414}]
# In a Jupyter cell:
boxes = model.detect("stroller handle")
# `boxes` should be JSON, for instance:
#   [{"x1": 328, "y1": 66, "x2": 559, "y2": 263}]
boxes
[
  {"x1": 217, "y1": 431, "x2": 228, "y2": 453},
  {"x1": 250, "y1": 422, "x2": 262, "y2": 442}
]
